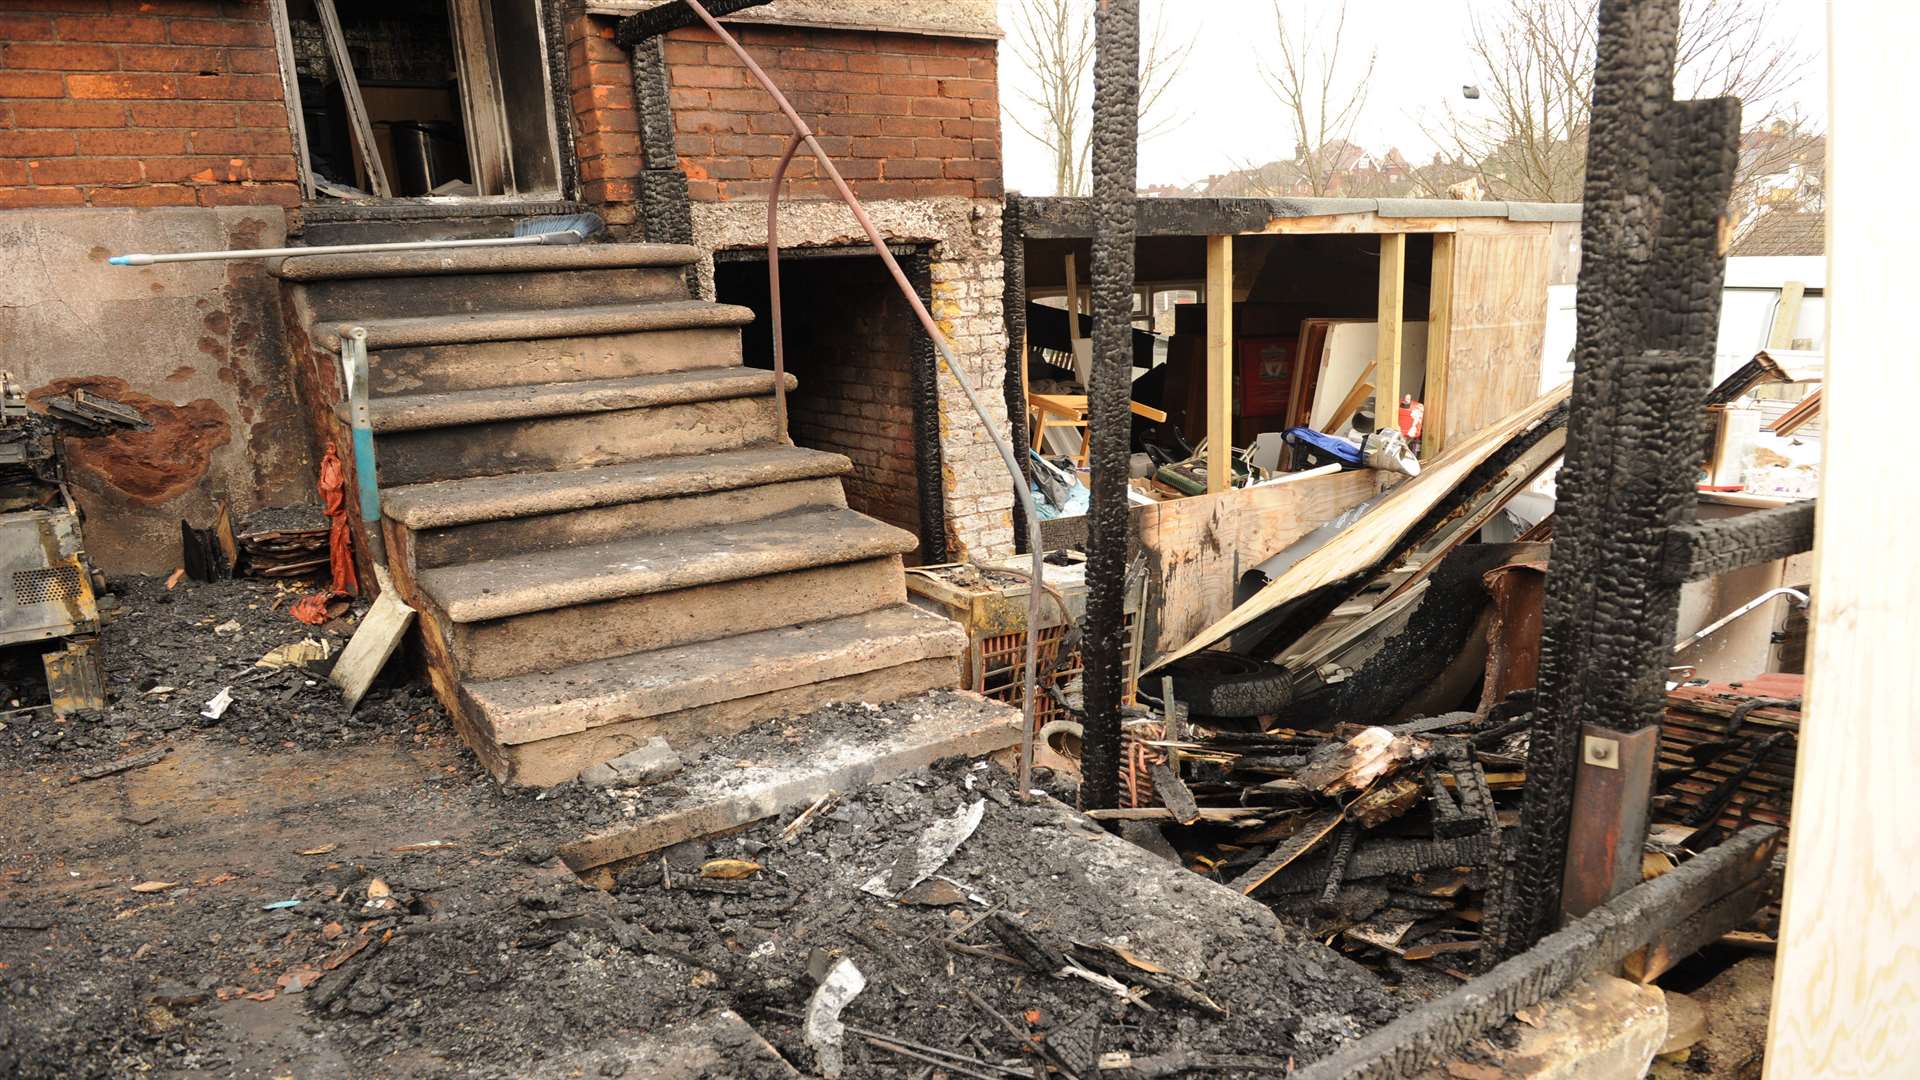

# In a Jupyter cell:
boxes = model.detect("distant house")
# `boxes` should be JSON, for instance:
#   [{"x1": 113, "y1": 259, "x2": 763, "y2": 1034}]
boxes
[{"x1": 1729, "y1": 210, "x2": 1826, "y2": 259}]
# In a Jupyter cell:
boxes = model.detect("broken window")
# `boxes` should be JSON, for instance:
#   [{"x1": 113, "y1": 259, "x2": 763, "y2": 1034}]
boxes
[{"x1": 273, "y1": 0, "x2": 564, "y2": 200}]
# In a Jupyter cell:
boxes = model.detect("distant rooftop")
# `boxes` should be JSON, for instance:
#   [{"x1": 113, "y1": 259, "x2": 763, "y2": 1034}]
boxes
[{"x1": 1730, "y1": 210, "x2": 1826, "y2": 258}]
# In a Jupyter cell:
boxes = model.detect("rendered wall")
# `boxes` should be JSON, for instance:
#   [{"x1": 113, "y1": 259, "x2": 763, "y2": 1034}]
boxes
[{"x1": 2, "y1": 206, "x2": 312, "y2": 575}]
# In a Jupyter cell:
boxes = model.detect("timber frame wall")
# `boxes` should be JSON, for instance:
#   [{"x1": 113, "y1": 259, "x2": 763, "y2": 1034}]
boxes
[{"x1": 1009, "y1": 195, "x2": 1581, "y2": 483}]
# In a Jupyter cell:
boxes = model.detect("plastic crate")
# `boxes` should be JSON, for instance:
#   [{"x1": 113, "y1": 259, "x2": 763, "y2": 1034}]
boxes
[{"x1": 905, "y1": 551, "x2": 1144, "y2": 732}]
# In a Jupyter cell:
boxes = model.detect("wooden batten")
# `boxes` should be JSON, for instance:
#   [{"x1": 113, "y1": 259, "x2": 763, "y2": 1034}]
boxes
[
  {"x1": 1424, "y1": 232, "x2": 1457, "y2": 457},
  {"x1": 1376, "y1": 233, "x2": 1408, "y2": 430},
  {"x1": 1205, "y1": 235, "x2": 1234, "y2": 493}
]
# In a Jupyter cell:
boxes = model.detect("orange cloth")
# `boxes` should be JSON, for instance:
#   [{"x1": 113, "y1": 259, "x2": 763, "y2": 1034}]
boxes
[{"x1": 293, "y1": 443, "x2": 357, "y2": 624}]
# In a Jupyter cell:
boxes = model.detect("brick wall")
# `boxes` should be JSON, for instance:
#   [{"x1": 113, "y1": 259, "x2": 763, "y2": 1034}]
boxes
[
  {"x1": 565, "y1": 14, "x2": 641, "y2": 222},
  {"x1": 715, "y1": 254, "x2": 925, "y2": 541},
  {"x1": 659, "y1": 23, "x2": 1001, "y2": 203},
  {"x1": 783, "y1": 258, "x2": 924, "y2": 540},
  {"x1": 0, "y1": 0, "x2": 299, "y2": 210}
]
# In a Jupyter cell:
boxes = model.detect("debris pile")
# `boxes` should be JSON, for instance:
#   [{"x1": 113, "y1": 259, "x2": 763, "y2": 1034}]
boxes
[
  {"x1": 1112, "y1": 703, "x2": 1529, "y2": 981},
  {"x1": 613, "y1": 756, "x2": 1404, "y2": 1077}
]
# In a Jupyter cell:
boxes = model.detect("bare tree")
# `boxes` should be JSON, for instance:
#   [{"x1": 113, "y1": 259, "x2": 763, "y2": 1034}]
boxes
[
  {"x1": 1256, "y1": 1, "x2": 1376, "y2": 197},
  {"x1": 1429, "y1": 0, "x2": 1814, "y2": 202},
  {"x1": 1005, "y1": 0, "x2": 1194, "y2": 196}
]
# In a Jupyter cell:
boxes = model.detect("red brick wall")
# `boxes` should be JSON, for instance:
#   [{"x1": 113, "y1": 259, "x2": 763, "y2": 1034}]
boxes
[
  {"x1": 566, "y1": 14, "x2": 641, "y2": 217},
  {"x1": 0, "y1": 0, "x2": 297, "y2": 210},
  {"x1": 660, "y1": 24, "x2": 1000, "y2": 203}
]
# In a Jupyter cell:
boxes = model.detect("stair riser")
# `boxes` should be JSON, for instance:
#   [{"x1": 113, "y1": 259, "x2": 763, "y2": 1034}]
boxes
[
  {"x1": 408, "y1": 477, "x2": 849, "y2": 570},
  {"x1": 370, "y1": 327, "x2": 743, "y2": 397},
  {"x1": 300, "y1": 265, "x2": 690, "y2": 322},
  {"x1": 446, "y1": 557, "x2": 908, "y2": 681},
  {"x1": 483, "y1": 657, "x2": 963, "y2": 787},
  {"x1": 374, "y1": 397, "x2": 781, "y2": 486}
]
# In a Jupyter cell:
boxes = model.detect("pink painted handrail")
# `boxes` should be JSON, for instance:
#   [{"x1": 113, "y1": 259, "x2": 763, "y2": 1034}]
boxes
[{"x1": 682, "y1": 0, "x2": 1046, "y2": 794}]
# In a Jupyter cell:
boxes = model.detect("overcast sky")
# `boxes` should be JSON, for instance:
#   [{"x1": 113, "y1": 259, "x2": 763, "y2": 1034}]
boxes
[{"x1": 995, "y1": 0, "x2": 1830, "y2": 194}]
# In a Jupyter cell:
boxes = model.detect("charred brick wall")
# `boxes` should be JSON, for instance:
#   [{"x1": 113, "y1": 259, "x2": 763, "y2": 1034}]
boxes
[
  {"x1": 565, "y1": 14, "x2": 643, "y2": 226},
  {"x1": 658, "y1": 22, "x2": 1001, "y2": 203},
  {"x1": 0, "y1": 0, "x2": 299, "y2": 210}
]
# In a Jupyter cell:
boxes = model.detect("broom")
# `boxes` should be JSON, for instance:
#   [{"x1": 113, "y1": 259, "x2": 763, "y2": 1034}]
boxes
[{"x1": 107, "y1": 212, "x2": 607, "y2": 266}]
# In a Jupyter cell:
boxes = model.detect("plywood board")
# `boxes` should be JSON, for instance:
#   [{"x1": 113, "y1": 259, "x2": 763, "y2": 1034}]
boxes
[
  {"x1": 1135, "y1": 469, "x2": 1378, "y2": 665},
  {"x1": 1441, "y1": 232, "x2": 1552, "y2": 449},
  {"x1": 1764, "y1": 7, "x2": 1920, "y2": 1071},
  {"x1": 1149, "y1": 384, "x2": 1570, "y2": 671},
  {"x1": 1309, "y1": 321, "x2": 1429, "y2": 435}
]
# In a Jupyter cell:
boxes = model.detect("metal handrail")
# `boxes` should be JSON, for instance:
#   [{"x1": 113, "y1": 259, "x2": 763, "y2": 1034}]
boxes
[{"x1": 681, "y1": 0, "x2": 1046, "y2": 794}]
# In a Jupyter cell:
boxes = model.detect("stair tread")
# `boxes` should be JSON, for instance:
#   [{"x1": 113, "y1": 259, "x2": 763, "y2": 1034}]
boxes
[
  {"x1": 275, "y1": 241, "x2": 701, "y2": 281},
  {"x1": 383, "y1": 445, "x2": 852, "y2": 529},
  {"x1": 466, "y1": 603, "x2": 967, "y2": 746},
  {"x1": 420, "y1": 507, "x2": 919, "y2": 623},
  {"x1": 364, "y1": 367, "x2": 788, "y2": 432},
  {"x1": 318, "y1": 300, "x2": 755, "y2": 350}
]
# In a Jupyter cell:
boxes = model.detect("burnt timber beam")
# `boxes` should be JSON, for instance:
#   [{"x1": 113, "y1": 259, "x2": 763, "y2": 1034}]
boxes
[
  {"x1": 1002, "y1": 197, "x2": 1033, "y2": 553},
  {"x1": 1012, "y1": 195, "x2": 1579, "y2": 239},
  {"x1": 1078, "y1": 0, "x2": 1140, "y2": 811},
  {"x1": 614, "y1": 0, "x2": 774, "y2": 45},
  {"x1": 1493, "y1": 0, "x2": 1741, "y2": 957},
  {"x1": 625, "y1": 35, "x2": 695, "y2": 247},
  {"x1": 1294, "y1": 826, "x2": 1781, "y2": 1080},
  {"x1": 903, "y1": 248, "x2": 950, "y2": 564},
  {"x1": 1658, "y1": 500, "x2": 1817, "y2": 583}
]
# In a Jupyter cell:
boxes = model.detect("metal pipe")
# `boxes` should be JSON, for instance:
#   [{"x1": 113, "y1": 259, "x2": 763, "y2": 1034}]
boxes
[
  {"x1": 765, "y1": 132, "x2": 805, "y2": 443},
  {"x1": 110, "y1": 232, "x2": 554, "y2": 266},
  {"x1": 682, "y1": 0, "x2": 1046, "y2": 795},
  {"x1": 1672, "y1": 586, "x2": 1809, "y2": 655}
]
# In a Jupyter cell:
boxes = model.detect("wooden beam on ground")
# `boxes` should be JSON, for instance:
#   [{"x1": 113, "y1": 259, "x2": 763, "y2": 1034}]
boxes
[
  {"x1": 1766, "y1": 280, "x2": 1806, "y2": 351},
  {"x1": 1376, "y1": 233, "x2": 1407, "y2": 435},
  {"x1": 1764, "y1": 8, "x2": 1920, "y2": 1073},
  {"x1": 1424, "y1": 232, "x2": 1456, "y2": 457},
  {"x1": 1205, "y1": 234, "x2": 1233, "y2": 492}
]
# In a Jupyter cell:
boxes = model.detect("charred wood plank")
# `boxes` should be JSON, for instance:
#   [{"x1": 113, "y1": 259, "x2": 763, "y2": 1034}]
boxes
[
  {"x1": 1444, "y1": 743, "x2": 1496, "y2": 835},
  {"x1": 1658, "y1": 501, "x2": 1816, "y2": 583},
  {"x1": 615, "y1": 0, "x2": 773, "y2": 45},
  {"x1": 1620, "y1": 873, "x2": 1776, "y2": 984},
  {"x1": 1148, "y1": 762, "x2": 1200, "y2": 826},
  {"x1": 1228, "y1": 810, "x2": 1341, "y2": 895},
  {"x1": 1426, "y1": 766, "x2": 1471, "y2": 838},
  {"x1": 1265, "y1": 832, "x2": 1499, "y2": 897},
  {"x1": 1294, "y1": 826, "x2": 1780, "y2": 1080},
  {"x1": 1316, "y1": 824, "x2": 1360, "y2": 912},
  {"x1": 984, "y1": 912, "x2": 1070, "y2": 975}
]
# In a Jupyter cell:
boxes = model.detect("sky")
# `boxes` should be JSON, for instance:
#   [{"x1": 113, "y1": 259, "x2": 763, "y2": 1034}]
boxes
[{"x1": 995, "y1": 0, "x2": 1830, "y2": 194}]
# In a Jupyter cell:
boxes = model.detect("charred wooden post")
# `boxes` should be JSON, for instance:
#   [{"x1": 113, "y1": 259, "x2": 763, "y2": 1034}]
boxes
[
  {"x1": 1001, "y1": 198, "x2": 1034, "y2": 553},
  {"x1": 1078, "y1": 0, "x2": 1140, "y2": 811},
  {"x1": 1492, "y1": 0, "x2": 1741, "y2": 957}
]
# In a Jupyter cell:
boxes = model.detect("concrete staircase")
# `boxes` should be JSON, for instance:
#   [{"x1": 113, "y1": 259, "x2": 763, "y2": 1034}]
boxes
[{"x1": 276, "y1": 243, "x2": 965, "y2": 786}]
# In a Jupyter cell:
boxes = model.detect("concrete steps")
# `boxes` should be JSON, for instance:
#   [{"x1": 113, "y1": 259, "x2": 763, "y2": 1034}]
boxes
[
  {"x1": 277, "y1": 243, "x2": 701, "y2": 321},
  {"x1": 417, "y1": 507, "x2": 917, "y2": 623},
  {"x1": 361, "y1": 367, "x2": 786, "y2": 433},
  {"x1": 279, "y1": 238, "x2": 963, "y2": 787},
  {"x1": 313, "y1": 299, "x2": 754, "y2": 351},
  {"x1": 464, "y1": 603, "x2": 966, "y2": 755},
  {"x1": 384, "y1": 446, "x2": 853, "y2": 570}
]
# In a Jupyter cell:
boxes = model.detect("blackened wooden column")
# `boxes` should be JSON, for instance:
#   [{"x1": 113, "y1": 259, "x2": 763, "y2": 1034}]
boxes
[
  {"x1": 1489, "y1": 0, "x2": 1741, "y2": 957},
  {"x1": 1078, "y1": 0, "x2": 1140, "y2": 811}
]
